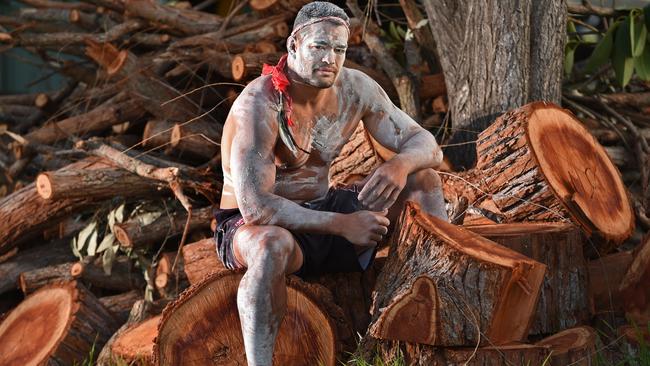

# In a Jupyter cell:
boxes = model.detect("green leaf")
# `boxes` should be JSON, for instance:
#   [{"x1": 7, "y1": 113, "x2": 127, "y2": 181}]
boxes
[
  {"x1": 86, "y1": 229, "x2": 99, "y2": 256},
  {"x1": 97, "y1": 233, "x2": 115, "y2": 253},
  {"x1": 564, "y1": 40, "x2": 580, "y2": 76},
  {"x1": 616, "y1": 17, "x2": 632, "y2": 57},
  {"x1": 613, "y1": 47, "x2": 635, "y2": 86},
  {"x1": 102, "y1": 245, "x2": 116, "y2": 275},
  {"x1": 634, "y1": 42, "x2": 650, "y2": 80},
  {"x1": 77, "y1": 221, "x2": 97, "y2": 253},
  {"x1": 586, "y1": 23, "x2": 618, "y2": 72},
  {"x1": 630, "y1": 10, "x2": 647, "y2": 57}
]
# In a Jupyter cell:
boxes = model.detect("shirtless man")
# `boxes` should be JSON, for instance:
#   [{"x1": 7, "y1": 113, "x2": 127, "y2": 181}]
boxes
[{"x1": 215, "y1": 2, "x2": 447, "y2": 364}]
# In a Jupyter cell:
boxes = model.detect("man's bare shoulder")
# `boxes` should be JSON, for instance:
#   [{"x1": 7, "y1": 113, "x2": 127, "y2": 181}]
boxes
[
  {"x1": 227, "y1": 75, "x2": 278, "y2": 128},
  {"x1": 338, "y1": 67, "x2": 388, "y2": 104}
]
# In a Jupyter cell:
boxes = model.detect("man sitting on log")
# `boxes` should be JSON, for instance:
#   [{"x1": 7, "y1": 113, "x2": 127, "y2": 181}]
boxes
[{"x1": 216, "y1": 2, "x2": 447, "y2": 364}]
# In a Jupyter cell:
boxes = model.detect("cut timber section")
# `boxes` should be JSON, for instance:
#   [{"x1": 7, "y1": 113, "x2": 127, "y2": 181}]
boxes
[
  {"x1": 369, "y1": 201, "x2": 546, "y2": 346},
  {"x1": 465, "y1": 222, "x2": 590, "y2": 335},
  {"x1": 329, "y1": 122, "x2": 383, "y2": 187},
  {"x1": 110, "y1": 315, "x2": 160, "y2": 365},
  {"x1": 181, "y1": 238, "x2": 225, "y2": 285},
  {"x1": 231, "y1": 52, "x2": 283, "y2": 81},
  {"x1": 170, "y1": 120, "x2": 221, "y2": 160},
  {"x1": 376, "y1": 341, "x2": 550, "y2": 366},
  {"x1": 535, "y1": 326, "x2": 598, "y2": 366},
  {"x1": 154, "y1": 270, "x2": 345, "y2": 366},
  {"x1": 0, "y1": 281, "x2": 118, "y2": 366},
  {"x1": 475, "y1": 102, "x2": 634, "y2": 246},
  {"x1": 588, "y1": 250, "x2": 633, "y2": 313},
  {"x1": 619, "y1": 234, "x2": 650, "y2": 324}
]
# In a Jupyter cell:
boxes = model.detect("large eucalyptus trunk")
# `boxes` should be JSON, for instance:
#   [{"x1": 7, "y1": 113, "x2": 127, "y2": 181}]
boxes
[{"x1": 423, "y1": 0, "x2": 566, "y2": 169}]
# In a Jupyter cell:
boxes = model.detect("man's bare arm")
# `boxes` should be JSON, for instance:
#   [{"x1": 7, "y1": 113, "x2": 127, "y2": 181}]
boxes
[{"x1": 354, "y1": 71, "x2": 443, "y2": 210}]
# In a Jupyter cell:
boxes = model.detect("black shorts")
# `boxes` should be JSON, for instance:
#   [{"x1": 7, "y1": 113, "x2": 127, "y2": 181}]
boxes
[{"x1": 213, "y1": 187, "x2": 376, "y2": 278}]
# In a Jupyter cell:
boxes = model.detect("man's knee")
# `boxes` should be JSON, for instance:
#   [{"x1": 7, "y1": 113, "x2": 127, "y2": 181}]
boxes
[{"x1": 234, "y1": 226, "x2": 298, "y2": 272}]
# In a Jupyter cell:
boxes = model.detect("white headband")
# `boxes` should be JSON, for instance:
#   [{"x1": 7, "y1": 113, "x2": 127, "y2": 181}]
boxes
[{"x1": 289, "y1": 16, "x2": 350, "y2": 40}]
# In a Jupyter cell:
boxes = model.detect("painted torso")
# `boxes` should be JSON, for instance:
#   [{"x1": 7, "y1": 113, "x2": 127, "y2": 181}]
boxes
[{"x1": 220, "y1": 68, "x2": 369, "y2": 208}]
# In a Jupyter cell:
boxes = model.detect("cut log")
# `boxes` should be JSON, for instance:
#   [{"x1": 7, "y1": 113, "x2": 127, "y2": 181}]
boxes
[
  {"x1": 99, "y1": 290, "x2": 142, "y2": 324},
  {"x1": 153, "y1": 270, "x2": 350, "y2": 365},
  {"x1": 36, "y1": 166, "x2": 160, "y2": 201},
  {"x1": 114, "y1": 206, "x2": 212, "y2": 249},
  {"x1": 474, "y1": 102, "x2": 634, "y2": 247},
  {"x1": 465, "y1": 222, "x2": 590, "y2": 335},
  {"x1": 110, "y1": 315, "x2": 160, "y2": 365},
  {"x1": 329, "y1": 122, "x2": 383, "y2": 187},
  {"x1": 619, "y1": 234, "x2": 650, "y2": 324},
  {"x1": 231, "y1": 52, "x2": 283, "y2": 81},
  {"x1": 70, "y1": 256, "x2": 146, "y2": 292},
  {"x1": 0, "y1": 240, "x2": 75, "y2": 295},
  {"x1": 535, "y1": 326, "x2": 598, "y2": 366},
  {"x1": 181, "y1": 238, "x2": 225, "y2": 285},
  {"x1": 375, "y1": 341, "x2": 550, "y2": 366},
  {"x1": 18, "y1": 262, "x2": 74, "y2": 295},
  {"x1": 155, "y1": 252, "x2": 189, "y2": 299},
  {"x1": 170, "y1": 120, "x2": 221, "y2": 160},
  {"x1": 143, "y1": 119, "x2": 175, "y2": 151},
  {"x1": 419, "y1": 73, "x2": 446, "y2": 100},
  {"x1": 369, "y1": 201, "x2": 546, "y2": 346},
  {"x1": 588, "y1": 250, "x2": 633, "y2": 313},
  {"x1": 0, "y1": 281, "x2": 118, "y2": 366}
]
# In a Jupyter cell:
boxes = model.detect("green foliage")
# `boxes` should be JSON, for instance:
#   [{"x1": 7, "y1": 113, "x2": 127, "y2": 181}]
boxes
[{"x1": 569, "y1": 7, "x2": 650, "y2": 87}]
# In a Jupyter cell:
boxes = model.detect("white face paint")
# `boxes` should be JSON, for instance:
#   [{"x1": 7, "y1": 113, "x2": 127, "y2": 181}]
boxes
[{"x1": 289, "y1": 21, "x2": 348, "y2": 88}]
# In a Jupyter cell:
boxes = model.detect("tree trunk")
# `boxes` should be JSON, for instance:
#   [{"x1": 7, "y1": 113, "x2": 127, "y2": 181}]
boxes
[
  {"x1": 465, "y1": 222, "x2": 590, "y2": 335},
  {"x1": 99, "y1": 290, "x2": 142, "y2": 324},
  {"x1": 0, "y1": 281, "x2": 118, "y2": 366},
  {"x1": 423, "y1": 0, "x2": 566, "y2": 169},
  {"x1": 368, "y1": 202, "x2": 546, "y2": 346},
  {"x1": 113, "y1": 206, "x2": 212, "y2": 249},
  {"x1": 0, "y1": 240, "x2": 75, "y2": 295},
  {"x1": 588, "y1": 250, "x2": 633, "y2": 314},
  {"x1": 110, "y1": 315, "x2": 160, "y2": 365},
  {"x1": 619, "y1": 234, "x2": 650, "y2": 324},
  {"x1": 463, "y1": 102, "x2": 635, "y2": 248},
  {"x1": 181, "y1": 238, "x2": 225, "y2": 285},
  {"x1": 153, "y1": 270, "x2": 350, "y2": 366},
  {"x1": 535, "y1": 326, "x2": 598, "y2": 366},
  {"x1": 375, "y1": 341, "x2": 550, "y2": 366},
  {"x1": 19, "y1": 262, "x2": 74, "y2": 295}
]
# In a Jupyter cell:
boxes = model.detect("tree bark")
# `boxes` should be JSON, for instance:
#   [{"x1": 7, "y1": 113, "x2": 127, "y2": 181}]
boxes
[
  {"x1": 181, "y1": 238, "x2": 225, "y2": 286},
  {"x1": 0, "y1": 281, "x2": 118, "y2": 366},
  {"x1": 113, "y1": 206, "x2": 213, "y2": 249},
  {"x1": 423, "y1": 0, "x2": 566, "y2": 169},
  {"x1": 99, "y1": 290, "x2": 142, "y2": 324},
  {"x1": 155, "y1": 252, "x2": 189, "y2": 299},
  {"x1": 18, "y1": 262, "x2": 74, "y2": 295},
  {"x1": 70, "y1": 256, "x2": 145, "y2": 292},
  {"x1": 170, "y1": 120, "x2": 221, "y2": 160},
  {"x1": 465, "y1": 222, "x2": 590, "y2": 335},
  {"x1": 231, "y1": 52, "x2": 283, "y2": 81},
  {"x1": 368, "y1": 202, "x2": 546, "y2": 346}
]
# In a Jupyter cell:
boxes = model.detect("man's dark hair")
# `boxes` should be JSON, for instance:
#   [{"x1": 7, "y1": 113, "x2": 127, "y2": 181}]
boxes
[{"x1": 293, "y1": 1, "x2": 349, "y2": 31}]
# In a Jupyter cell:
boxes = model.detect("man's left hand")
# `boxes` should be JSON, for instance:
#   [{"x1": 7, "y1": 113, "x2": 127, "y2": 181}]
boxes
[{"x1": 357, "y1": 161, "x2": 409, "y2": 211}]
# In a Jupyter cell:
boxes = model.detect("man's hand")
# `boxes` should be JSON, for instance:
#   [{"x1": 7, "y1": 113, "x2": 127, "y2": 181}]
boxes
[
  {"x1": 339, "y1": 210, "x2": 389, "y2": 247},
  {"x1": 357, "y1": 161, "x2": 409, "y2": 211}
]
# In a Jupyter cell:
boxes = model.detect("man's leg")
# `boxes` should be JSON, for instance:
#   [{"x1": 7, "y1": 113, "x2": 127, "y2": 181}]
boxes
[
  {"x1": 387, "y1": 168, "x2": 448, "y2": 227},
  {"x1": 232, "y1": 225, "x2": 304, "y2": 366}
]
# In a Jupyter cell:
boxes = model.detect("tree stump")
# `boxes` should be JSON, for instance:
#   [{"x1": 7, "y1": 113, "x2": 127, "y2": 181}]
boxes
[
  {"x1": 474, "y1": 102, "x2": 634, "y2": 248},
  {"x1": 153, "y1": 270, "x2": 351, "y2": 366},
  {"x1": 110, "y1": 315, "x2": 161, "y2": 365},
  {"x1": 619, "y1": 233, "x2": 650, "y2": 324},
  {"x1": 465, "y1": 222, "x2": 590, "y2": 335},
  {"x1": 0, "y1": 281, "x2": 118, "y2": 366},
  {"x1": 375, "y1": 341, "x2": 550, "y2": 366},
  {"x1": 535, "y1": 326, "x2": 598, "y2": 366},
  {"x1": 369, "y1": 202, "x2": 546, "y2": 346},
  {"x1": 588, "y1": 250, "x2": 633, "y2": 313}
]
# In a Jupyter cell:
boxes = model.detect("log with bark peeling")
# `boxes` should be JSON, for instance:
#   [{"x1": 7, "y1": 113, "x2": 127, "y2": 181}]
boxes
[
  {"x1": 0, "y1": 281, "x2": 118, "y2": 366},
  {"x1": 368, "y1": 201, "x2": 546, "y2": 347}
]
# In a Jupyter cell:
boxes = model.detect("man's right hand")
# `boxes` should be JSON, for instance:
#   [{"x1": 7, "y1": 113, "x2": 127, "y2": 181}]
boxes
[{"x1": 338, "y1": 210, "x2": 390, "y2": 247}]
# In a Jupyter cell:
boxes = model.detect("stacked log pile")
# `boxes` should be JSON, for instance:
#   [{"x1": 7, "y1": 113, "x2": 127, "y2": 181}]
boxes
[{"x1": 0, "y1": 0, "x2": 648, "y2": 365}]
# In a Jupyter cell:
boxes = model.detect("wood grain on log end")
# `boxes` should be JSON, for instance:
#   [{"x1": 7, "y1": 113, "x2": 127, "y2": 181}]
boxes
[
  {"x1": 113, "y1": 223, "x2": 134, "y2": 247},
  {"x1": 374, "y1": 275, "x2": 438, "y2": 345},
  {"x1": 154, "y1": 270, "x2": 340, "y2": 366},
  {"x1": 535, "y1": 326, "x2": 597, "y2": 366},
  {"x1": 111, "y1": 315, "x2": 160, "y2": 365},
  {"x1": 0, "y1": 281, "x2": 117, "y2": 366},
  {"x1": 35, "y1": 173, "x2": 54, "y2": 199}
]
